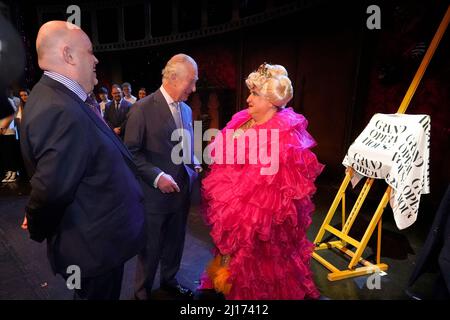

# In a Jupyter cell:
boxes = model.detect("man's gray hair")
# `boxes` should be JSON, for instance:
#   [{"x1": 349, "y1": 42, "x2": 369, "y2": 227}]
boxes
[{"x1": 161, "y1": 53, "x2": 197, "y2": 81}]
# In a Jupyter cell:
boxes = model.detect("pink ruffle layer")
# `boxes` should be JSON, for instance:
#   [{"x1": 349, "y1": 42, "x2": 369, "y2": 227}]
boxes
[{"x1": 200, "y1": 108, "x2": 324, "y2": 300}]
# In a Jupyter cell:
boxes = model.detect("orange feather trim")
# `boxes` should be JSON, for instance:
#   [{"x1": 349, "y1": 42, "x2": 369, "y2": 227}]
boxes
[{"x1": 206, "y1": 255, "x2": 232, "y2": 295}]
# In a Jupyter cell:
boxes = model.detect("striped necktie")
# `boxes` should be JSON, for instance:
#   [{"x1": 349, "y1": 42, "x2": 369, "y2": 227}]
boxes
[
  {"x1": 85, "y1": 96, "x2": 106, "y2": 124},
  {"x1": 172, "y1": 102, "x2": 183, "y2": 129}
]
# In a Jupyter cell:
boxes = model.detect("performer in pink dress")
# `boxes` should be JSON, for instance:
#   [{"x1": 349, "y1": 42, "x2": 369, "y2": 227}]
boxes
[{"x1": 199, "y1": 63, "x2": 324, "y2": 299}]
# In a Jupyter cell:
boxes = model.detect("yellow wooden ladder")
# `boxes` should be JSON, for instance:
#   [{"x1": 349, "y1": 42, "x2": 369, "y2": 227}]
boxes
[{"x1": 312, "y1": 5, "x2": 450, "y2": 282}]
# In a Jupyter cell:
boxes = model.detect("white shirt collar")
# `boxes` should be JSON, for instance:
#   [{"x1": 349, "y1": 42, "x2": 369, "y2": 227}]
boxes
[
  {"x1": 44, "y1": 71, "x2": 87, "y2": 102},
  {"x1": 160, "y1": 85, "x2": 176, "y2": 106}
]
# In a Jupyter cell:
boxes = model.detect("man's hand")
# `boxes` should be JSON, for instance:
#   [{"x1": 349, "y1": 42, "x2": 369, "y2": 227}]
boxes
[
  {"x1": 157, "y1": 174, "x2": 180, "y2": 193},
  {"x1": 113, "y1": 127, "x2": 121, "y2": 135},
  {"x1": 21, "y1": 215, "x2": 28, "y2": 230}
]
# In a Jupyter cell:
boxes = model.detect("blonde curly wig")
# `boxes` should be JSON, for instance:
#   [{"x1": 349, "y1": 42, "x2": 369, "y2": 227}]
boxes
[{"x1": 245, "y1": 63, "x2": 293, "y2": 108}]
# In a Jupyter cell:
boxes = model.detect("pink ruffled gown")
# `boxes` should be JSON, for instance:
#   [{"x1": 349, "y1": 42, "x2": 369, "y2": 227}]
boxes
[{"x1": 199, "y1": 108, "x2": 324, "y2": 300}]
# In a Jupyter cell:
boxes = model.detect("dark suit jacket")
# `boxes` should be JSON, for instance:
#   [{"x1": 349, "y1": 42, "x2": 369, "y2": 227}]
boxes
[
  {"x1": 409, "y1": 185, "x2": 450, "y2": 295},
  {"x1": 103, "y1": 99, "x2": 132, "y2": 137},
  {"x1": 20, "y1": 75, "x2": 145, "y2": 277},
  {"x1": 124, "y1": 89, "x2": 199, "y2": 214}
]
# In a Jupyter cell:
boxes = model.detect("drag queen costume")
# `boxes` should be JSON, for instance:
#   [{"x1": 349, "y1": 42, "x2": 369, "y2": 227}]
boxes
[{"x1": 199, "y1": 63, "x2": 324, "y2": 299}]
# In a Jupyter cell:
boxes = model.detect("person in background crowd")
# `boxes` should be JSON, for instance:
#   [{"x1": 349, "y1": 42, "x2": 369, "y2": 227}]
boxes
[
  {"x1": 138, "y1": 87, "x2": 147, "y2": 100},
  {"x1": 97, "y1": 86, "x2": 110, "y2": 117},
  {"x1": 0, "y1": 89, "x2": 19, "y2": 183},
  {"x1": 104, "y1": 84, "x2": 132, "y2": 139},
  {"x1": 122, "y1": 82, "x2": 136, "y2": 104}
]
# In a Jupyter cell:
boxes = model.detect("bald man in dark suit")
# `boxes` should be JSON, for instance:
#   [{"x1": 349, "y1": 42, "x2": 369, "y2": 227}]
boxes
[{"x1": 21, "y1": 21, "x2": 145, "y2": 300}]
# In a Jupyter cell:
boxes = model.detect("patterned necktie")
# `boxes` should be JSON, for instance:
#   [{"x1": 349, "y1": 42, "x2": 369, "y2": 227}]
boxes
[{"x1": 85, "y1": 96, "x2": 106, "y2": 124}]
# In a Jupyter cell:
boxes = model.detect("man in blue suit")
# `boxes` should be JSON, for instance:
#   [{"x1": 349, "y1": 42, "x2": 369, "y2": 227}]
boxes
[
  {"x1": 20, "y1": 21, "x2": 145, "y2": 300},
  {"x1": 125, "y1": 54, "x2": 201, "y2": 300},
  {"x1": 103, "y1": 84, "x2": 132, "y2": 139}
]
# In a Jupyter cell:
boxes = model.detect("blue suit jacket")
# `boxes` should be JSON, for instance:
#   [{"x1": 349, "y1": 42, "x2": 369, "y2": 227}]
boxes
[
  {"x1": 20, "y1": 75, "x2": 145, "y2": 277},
  {"x1": 103, "y1": 99, "x2": 132, "y2": 137}
]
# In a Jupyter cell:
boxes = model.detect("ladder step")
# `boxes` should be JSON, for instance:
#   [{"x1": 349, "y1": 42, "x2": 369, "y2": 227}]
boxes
[
  {"x1": 327, "y1": 264, "x2": 389, "y2": 281},
  {"x1": 312, "y1": 252, "x2": 340, "y2": 273},
  {"x1": 324, "y1": 225, "x2": 361, "y2": 248}
]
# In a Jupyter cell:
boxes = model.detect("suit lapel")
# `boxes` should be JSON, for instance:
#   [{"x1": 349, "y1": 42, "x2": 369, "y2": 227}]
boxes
[
  {"x1": 40, "y1": 75, "x2": 134, "y2": 161},
  {"x1": 154, "y1": 90, "x2": 177, "y2": 134},
  {"x1": 180, "y1": 102, "x2": 192, "y2": 132},
  {"x1": 113, "y1": 101, "x2": 120, "y2": 123},
  {"x1": 119, "y1": 100, "x2": 125, "y2": 114},
  {"x1": 79, "y1": 101, "x2": 134, "y2": 161}
]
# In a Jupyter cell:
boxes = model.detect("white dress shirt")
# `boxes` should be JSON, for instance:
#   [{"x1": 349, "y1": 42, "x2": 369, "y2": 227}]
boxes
[
  {"x1": 124, "y1": 95, "x2": 137, "y2": 104},
  {"x1": 99, "y1": 99, "x2": 110, "y2": 117}
]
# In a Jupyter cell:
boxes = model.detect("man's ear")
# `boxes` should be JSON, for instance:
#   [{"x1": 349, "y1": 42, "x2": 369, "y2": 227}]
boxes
[{"x1": 62, "y1": 46, "x2": 75, "y2": 65}]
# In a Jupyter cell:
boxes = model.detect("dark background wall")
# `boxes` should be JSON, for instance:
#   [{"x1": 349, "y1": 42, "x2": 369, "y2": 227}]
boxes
[{"x1": 4, "y1": 0, "x2": 449, "y2": 212}]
